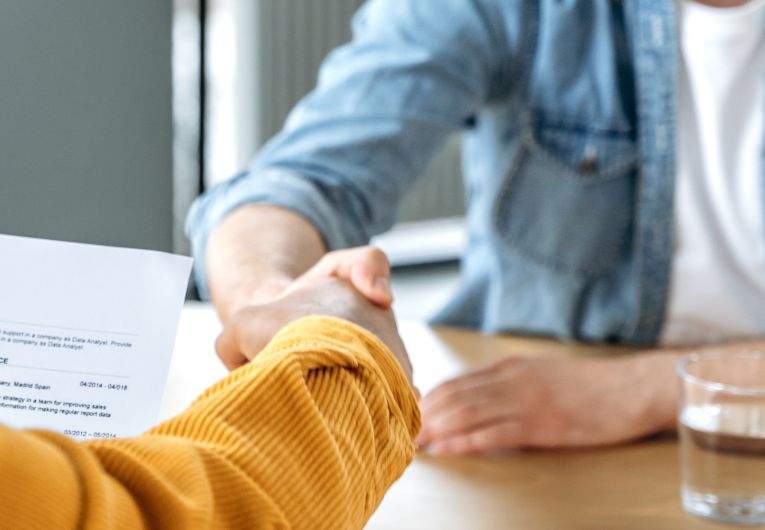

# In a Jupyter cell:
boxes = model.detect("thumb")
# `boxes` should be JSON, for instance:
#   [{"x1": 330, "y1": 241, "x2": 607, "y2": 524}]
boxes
[{"x1": 298, "y1": 246, "x2": 394, "y2": 308}]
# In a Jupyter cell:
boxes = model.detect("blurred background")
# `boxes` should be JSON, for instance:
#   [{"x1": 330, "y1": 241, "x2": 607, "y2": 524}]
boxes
[{"x1": 0, "y1": 0, "x2": 465, "y2": 319}]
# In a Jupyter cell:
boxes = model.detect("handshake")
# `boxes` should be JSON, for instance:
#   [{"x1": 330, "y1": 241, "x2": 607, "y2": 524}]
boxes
[
  {"x1": 212, "y1": 244, "x2": 679, "y2": 456},
  {"x1": 214, "y1": 246, "x2": 414, "y2": 386}
]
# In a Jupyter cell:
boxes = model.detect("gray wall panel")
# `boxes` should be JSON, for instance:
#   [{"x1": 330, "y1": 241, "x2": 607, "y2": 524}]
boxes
[{"x1": 0, "y1": 1, "x2": 173, "y2": 251}]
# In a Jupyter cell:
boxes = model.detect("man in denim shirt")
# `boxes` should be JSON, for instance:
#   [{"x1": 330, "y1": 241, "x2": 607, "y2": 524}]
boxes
[{"x1": 188, "y1": 0, "x2": 765, "y2": 454}]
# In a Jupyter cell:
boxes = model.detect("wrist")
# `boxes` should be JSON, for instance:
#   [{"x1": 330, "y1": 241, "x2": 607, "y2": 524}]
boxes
[{"x1": 629, "y1": 352, "x2": 682, "y2": 434}]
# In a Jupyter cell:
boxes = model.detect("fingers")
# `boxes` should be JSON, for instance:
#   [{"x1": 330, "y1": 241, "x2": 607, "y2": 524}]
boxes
[
  {"x1": 215, "y1": 325, "x2": 249, "y2": 371},
  {"x1": 301, "y1": 246, "x2": 393, "y2": 307},
  {"x1": 430, "y1": 423, "x2": 524, "y2": 456},
  {"x1": 416, "y1": 360, "x2": 526, "y2": 453},
  {"x1": 416, "y1": 373, "x2": 509, "y2": 448},
  {"x1": 418, "y1": 397, "x2": 514, "y2": 446},
  {"x1": 419, "y1": 369, "x2": 498, "y2": 418},
  {"x1": 214, "y1": 308, "x2": 274, "y2": 371}
]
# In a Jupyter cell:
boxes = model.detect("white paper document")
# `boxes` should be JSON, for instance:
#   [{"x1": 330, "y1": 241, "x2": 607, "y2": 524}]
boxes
[{"x1": 0, "y1": 234, "x2": 192, "y2": 440}]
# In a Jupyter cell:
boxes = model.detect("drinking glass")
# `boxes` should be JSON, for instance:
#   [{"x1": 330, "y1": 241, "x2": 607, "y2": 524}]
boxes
[{"x1": 677, "y1": 351, "x2": 765, "y2": 524}]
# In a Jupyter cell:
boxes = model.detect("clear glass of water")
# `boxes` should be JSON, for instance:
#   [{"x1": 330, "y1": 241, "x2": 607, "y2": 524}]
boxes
[{"x1": 677, "y1": 352, "x2": 765, "y2": 525}]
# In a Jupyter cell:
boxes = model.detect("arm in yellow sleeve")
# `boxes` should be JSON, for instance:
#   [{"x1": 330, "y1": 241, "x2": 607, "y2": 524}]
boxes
[{"x1": 0, "y1": 316, "x2": 420, "y2": 529}]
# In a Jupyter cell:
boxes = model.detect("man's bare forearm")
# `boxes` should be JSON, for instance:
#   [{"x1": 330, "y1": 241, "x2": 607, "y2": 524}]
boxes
[
  {"x1": 631, "y1": 338, "x2": 765, "y2": 434},
  {"x1": 622, "y1": 350, "x2": 682, "y2": 434},
  {"x1": 206, "y1": 205, "x2": 327, "y2": 323}
]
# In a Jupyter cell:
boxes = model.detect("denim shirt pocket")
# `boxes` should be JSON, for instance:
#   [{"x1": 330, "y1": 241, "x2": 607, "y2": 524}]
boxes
[{"x1": 494, "y1": 118, "x2": 638, "y2": 277}]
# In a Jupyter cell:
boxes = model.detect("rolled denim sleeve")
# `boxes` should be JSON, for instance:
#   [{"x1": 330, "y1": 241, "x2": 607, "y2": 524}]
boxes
[{"x1": 186, "y1": 0, "x2": 513, "y2": 299}]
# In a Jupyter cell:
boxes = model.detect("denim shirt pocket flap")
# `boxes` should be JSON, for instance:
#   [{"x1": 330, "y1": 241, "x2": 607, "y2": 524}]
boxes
[{"x1": 494, "y1": 121, "x2": 638, "y2": 277}]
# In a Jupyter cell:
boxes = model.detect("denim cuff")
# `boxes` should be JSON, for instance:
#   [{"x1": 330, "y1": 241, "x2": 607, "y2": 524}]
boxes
[{"x1": 185, "y1": 168, "x2": 360, "y2": 300}]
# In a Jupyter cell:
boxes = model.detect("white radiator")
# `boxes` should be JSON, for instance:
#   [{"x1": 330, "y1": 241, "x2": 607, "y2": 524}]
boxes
[{"x1": 226, "y1": 0, "x2": 465, "y2": 223}]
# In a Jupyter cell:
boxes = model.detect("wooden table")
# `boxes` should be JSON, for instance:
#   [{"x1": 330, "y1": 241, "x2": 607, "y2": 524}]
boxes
[{"x1": 161, "y1": 303, "x2": 732, "y2": 530}]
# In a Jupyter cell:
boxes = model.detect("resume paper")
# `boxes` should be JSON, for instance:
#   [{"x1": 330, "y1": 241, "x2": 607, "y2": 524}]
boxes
[{"x1": 0, "y1": 234, "x2": 192, "y2": 439}]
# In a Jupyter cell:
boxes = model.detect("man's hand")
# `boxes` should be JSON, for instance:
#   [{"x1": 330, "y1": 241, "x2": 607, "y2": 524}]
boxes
[
  {"x1": 284, "y1": 246, "x2": 394, "y2": 308},
  {"x1": 214, "y1": 248, "x2": 413, "y2": 384},
  {"x1": 206, "y1": 206, "x2": 394, "y2": 322},
  {"x1": 416, "y1": 353, "x2": 679, "y2": 455}
]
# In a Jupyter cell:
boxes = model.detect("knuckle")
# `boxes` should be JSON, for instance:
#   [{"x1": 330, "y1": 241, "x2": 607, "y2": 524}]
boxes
[
  {"x1": 316, "y1": 250, "x2": 344, "y2": 272},
  {"x1": 466, "y1": 432, "x2": 489, "y2": 451},
  {"x1": 214, "y1": 335, "x2": 238, "y2": 368},
  {"x1": 476, "y1": 430, "x2": 497, "y2": 446},
  {"x1": 436, "y1": 381, "x2": 460, "y2": 403},
  {"x1": 223, "y1": 309, "x2": 263, "y2": 352},
  {"x1": 320, "y1": 275, "x2": 345, "y2": 290},
  {"x1": 227, "y1": 312, "x2": 249, "y2": 341},
  {"x1": 213, "y1": 333, "x2": 227, "y2": 357},
  {"x1": 362, "y1": 246, "x2": 389, "y2": 266},
  {"x1": 520, "y1": 370, "x2": 548, "y2": 402},
  {"x1": 455, "y1": 403, "x2": 479, "y2": 424}
]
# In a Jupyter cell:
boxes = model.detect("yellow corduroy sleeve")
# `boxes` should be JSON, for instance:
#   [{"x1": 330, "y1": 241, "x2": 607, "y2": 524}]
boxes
[{"x1": 0, "y1": 316, "x2": 420, "y2": 529}]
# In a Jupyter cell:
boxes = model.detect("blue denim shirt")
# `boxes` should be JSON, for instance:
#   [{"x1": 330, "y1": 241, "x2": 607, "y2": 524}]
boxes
[{"x1": 187, "y1": 0, "x2": 680, "y2": 344}]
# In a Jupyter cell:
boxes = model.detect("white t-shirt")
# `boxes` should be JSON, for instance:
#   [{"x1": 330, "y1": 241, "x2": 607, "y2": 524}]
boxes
[{"x1": 662, "y1": 0, "x2": 765, "y2": 344}]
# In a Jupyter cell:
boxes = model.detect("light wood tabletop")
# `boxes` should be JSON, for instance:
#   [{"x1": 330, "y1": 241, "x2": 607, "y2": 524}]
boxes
[{"x1": 161, "y1": 303, "x2": 733, "y2": 530}]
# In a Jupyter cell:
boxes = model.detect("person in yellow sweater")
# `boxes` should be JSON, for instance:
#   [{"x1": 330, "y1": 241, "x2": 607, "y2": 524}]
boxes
[{"x1": 0, "y1": 249, "x2": 419, "y2": 529}]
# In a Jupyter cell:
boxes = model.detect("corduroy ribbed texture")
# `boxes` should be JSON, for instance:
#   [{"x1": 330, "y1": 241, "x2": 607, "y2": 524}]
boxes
[{"x1": 0, "y1": 316, "x2": 420, "y2": 529}]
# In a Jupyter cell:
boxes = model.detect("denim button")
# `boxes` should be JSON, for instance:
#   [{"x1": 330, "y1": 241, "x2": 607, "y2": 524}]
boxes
[
  {"x1": 578, "y1": 145, "x2": 598, "y2": 173},
  {"x1": 578, "y1": 159, "x2": 597, "y2": 174}
]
